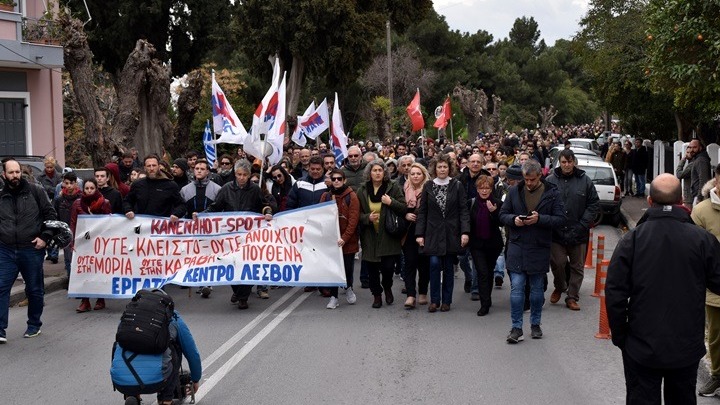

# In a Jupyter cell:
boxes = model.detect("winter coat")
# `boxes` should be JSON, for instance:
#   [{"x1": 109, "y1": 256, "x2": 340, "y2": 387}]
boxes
[
  {"x1": 69, "y1": 195, "x2": 111, "y2": 247},
  {"x1": 499, "y1": 180, "x2": 566, "y2": 274},
  {"x1": 0, "y1": 179, "x2": 57, "y2": 248},
  {"x1": 545, "y1": 167, "x2": 600, "y2": 246},
  {"x1": 415, "y1": 178, "x2": 470, "y2": 256},
  {"x1": 691, "y1": 180, "x2": 720, "y2": 307},
  {"x1": 342, "y1": 162, "x2": 366, "y2": 191},
  {"x1": 676, "y1": 158, "x2": 694, "y2": 206},
  {"x1": 53, "y1": 189, "x2": 81, "y2": 224},
  {"x1": 629, "y1": 146, "x2": 648, "y2": 174},
  {"x1": 36, "y1": 170, "x2": 62, "y2": 200},
  {"x1": 205, "y1": 179, "x2": 270, "y2": 214},
  {"x1": 320, "y1": 187, "x2": 360, "y2": 254},
  {"x1": 286, "y1": 175, "x2": 327, "y2": 209},
  {"x1": 606, "y1": 204, "x2": 720, "y2": 369},
  {"x1": 691, "y1": 150, "x2": 711, "y2": 202},
  {"x1": 180, "y1": 179, "x2": 222, "y2": 218},
  {"x1": 123, "y1": 177, "x2": 186, "y2": 218},
  {"x1": 468, "y1": 196, "x2": 504, "y2": 255},
  {"x1": 100, "y1": 186, "x2": 124, "y2": 214},
  {"x1": 357, "y1": 180, "x2": 407, "y2": 262}
]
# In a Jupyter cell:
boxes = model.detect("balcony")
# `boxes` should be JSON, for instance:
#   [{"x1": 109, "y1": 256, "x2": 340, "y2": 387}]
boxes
[{"x1": 22, "y1": 16, "x2": 60, "y2": 45}]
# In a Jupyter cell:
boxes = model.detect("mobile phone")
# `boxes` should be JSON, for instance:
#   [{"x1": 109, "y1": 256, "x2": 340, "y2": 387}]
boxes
[{"x1": 518, "y1": 215, "x2": 529, "y2": 221}]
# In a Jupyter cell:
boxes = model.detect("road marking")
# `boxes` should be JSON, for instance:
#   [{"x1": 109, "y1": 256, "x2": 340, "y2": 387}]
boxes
[
  {"x1": 201, "y1": 287, "x2": 302, "y2": 371},
  {"x1": 193, "y1": 290, "x2": 311, "y2": 403}
]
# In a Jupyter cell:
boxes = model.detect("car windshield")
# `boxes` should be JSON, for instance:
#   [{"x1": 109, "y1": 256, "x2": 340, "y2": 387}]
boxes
[{"x1": 581, "y1": 166, "x2": 615, "y2": 186}]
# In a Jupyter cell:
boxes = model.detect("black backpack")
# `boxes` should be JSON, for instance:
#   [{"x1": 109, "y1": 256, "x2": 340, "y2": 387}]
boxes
[{"x1": 116, "y1": 289, "x2": 175, "y2": 354}]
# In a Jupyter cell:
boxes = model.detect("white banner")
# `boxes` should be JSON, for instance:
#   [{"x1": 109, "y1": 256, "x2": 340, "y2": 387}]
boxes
[{"x1": 68, "y1": 202, "x2": 345, "y2": 298}]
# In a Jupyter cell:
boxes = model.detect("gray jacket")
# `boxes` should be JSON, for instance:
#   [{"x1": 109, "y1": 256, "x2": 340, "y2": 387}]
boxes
[{"x1": 691, "y1": 150, "x2": 711, "y2": 202}]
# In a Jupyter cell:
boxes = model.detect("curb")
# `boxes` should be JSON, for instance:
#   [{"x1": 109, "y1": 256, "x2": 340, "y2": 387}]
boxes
[
  {"x1": 619, "y1": 204, "x2": 637, "y2": 231},
  {"x1": 10, "y1": 276, "x2": 68, "y2": 307}
]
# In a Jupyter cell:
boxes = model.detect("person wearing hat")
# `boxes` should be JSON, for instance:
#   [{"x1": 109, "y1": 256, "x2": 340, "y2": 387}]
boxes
[{"x1": 172, "y1": 158, "x2": 190, "y2": 189}]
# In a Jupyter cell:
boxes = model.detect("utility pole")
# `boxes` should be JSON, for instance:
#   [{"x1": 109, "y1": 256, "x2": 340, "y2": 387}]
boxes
[{"x1": 386, "y1": 20, "x2": 393, "y2": 112}]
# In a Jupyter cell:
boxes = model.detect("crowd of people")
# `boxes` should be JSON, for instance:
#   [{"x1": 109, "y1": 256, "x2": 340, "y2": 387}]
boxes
[{"x1": 5, "y1": 120, "x2": 720, "y2": 402}]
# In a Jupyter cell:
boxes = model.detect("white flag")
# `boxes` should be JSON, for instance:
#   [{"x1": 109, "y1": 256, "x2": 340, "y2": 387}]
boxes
[
  {"x1": 330, "y1": 93, "x2": 348, "y2": 167},
  {"x1": 211, "y1": 72, "x2": 248, "y2": 145},
  {"x1": 291, "y1": 101, "x2": 315, "y2": 147},
  {"x1": 301, "y1": 98, "x2": 330, "y2": 141}
]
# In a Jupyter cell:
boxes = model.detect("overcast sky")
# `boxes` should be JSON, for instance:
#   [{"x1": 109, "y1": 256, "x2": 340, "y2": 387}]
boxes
[{"x1": 433, "y1": 0, "x2": 590, "y2": 45}]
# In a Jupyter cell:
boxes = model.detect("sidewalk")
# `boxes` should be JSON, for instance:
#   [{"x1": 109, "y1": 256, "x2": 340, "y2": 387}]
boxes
[
  {"x1": 10, "y1": 256, "x2": 67, "y2": 307},
  {"x1": 618, "y1": 194, "x2": 649, "y2": 230}
]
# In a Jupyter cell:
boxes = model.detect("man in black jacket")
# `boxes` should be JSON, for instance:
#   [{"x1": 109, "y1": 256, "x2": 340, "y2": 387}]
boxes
[
  {"x1": 0, "y1": 159, "x2": 57, "y2": 342},
  {"x1": 546, "y1": 149, "x2": 600, "y2": 311},
  {"x1": 606, "y1": 174, "x2": 720, "y2": 404},
  {"x1": 123, "y1": 155, "x2": 186, "y2": 221},
  {"x1": 629, "y1": 138, "x2": 648, "y2": 198}
]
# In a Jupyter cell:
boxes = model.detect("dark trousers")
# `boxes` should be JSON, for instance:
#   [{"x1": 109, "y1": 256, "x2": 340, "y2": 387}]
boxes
[
  {"x1": 231, "y1": 284, "x2": 253, "y2": 300},
  {"x1": 330, "y1": 253, "x2": 356, "y2": 298},
  {"x1": 403, "y1": 239, "x2": 429, "y2": 297},
  {"x1": 157, "y1": 347, "x2": 181, "y2": 401},
  {"x1": 365, "y1": 256, "x2": 396, "y2": 297},
  {"x1": 470, "y1": 248, "x2": 500, "y2": 309},
  {"x1": 550, "y1": 243, "x2": 585, "y2": 302},
  {"x1": 622, "y1": 351, "x2": 698, "y2": 405}
]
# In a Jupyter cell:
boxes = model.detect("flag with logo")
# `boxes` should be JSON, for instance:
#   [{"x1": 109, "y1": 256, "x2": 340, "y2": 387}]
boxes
[
  {"x1": 265, "y1": 71, "x2": 287, "y2": 165},
  {"x1": 291, "y1": 101, "x2": 315, "y2": 147},
  {"x1": 211, "y1": 72, "x2": 248, "y2": 144},
  {"x1": 433, "y1": 96, "x2": 452, "y2": 129},
  {"x1": 245, "y1": 58, "x2": 282, "y2": 160},
  {"x1": 203, "y1": 120, "x2": 216, "y2": 167},
  {"x1": 406, "y1": 89, "x2": 424, "y2": 132},
  {"x1": 330, "y1": 93, "x2": 348, "y2": 167}
]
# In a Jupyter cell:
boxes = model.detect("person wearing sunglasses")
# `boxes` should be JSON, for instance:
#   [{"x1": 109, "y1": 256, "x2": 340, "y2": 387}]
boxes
[
  {"x1": 342, "y1": 145, "x2": 366, "y2": 192},
  {"x1": 216, "y1": 154, "x2": 235, "y2": 186},
  {"x1": 319, "y1": 169, "x2": 360, "y2": 309},
  {"x1": 269, "y1": 164, "x2": 295, "y2": 212}
]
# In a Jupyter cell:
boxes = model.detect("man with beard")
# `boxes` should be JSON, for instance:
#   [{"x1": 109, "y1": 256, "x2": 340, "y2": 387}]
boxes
[
  {"x1": 124, "y1": 155, "x2": 186, "y2": 220},
  {"x1": 0, "y1": 159, "x2": 57, "y2": 342}
]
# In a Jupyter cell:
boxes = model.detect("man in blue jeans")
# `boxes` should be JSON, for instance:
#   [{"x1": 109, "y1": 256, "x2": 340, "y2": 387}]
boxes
[
  {"x1": 499, "y1": 160, "x2": 565, "y2": 343},
  {"x1": 0, "y1": 159, "x2": 57, "y2": 343}
]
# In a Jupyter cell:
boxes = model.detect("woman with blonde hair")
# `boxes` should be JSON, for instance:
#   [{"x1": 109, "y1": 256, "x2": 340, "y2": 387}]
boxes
[{"x1": 402, "y1": 162, "x2": 431, "y2": 309}]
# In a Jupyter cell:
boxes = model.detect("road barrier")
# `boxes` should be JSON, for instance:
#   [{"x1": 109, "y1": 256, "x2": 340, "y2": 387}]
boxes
[
  {"x1": 595, "y1": 259, "x2": 611, "y2": 340},
  {"x1": 584, "y1": 230, "x2": 594, "y2": 269},
  {"x1": 592, "y1": 234, "x2": 606, "y2": 298}
]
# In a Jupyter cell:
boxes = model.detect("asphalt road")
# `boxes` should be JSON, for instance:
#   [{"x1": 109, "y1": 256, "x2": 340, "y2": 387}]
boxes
[{"x1": 1, "y1": 224, "x2": 717, "y2": 404}]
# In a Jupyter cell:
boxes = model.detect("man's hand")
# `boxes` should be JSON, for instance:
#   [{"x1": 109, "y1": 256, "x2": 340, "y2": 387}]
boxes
[
  {"x1": 192, "y1": 212, "x2": 198, "y2": 221},
  {"x1": 524, "y1": 211, "x2": 539, "y2": 225},
  {"x1": 264, "y1": 213, "x2": 273, "y2": 221},
  {"x1": 513, "y1": 216, "x2": 525, "y2": 227},
  {"x1": 32, "y1": 237, "x2": 46, "y2": 250},
  {"x1": 125, "y1": 211, "x2": 135, "y2": 220},
  {"x1": 416, "y1": 237, "x2": 424, "y2": 247},
  {"x1": 169, "y1": 215, "x2": 179, "y2": 223}
]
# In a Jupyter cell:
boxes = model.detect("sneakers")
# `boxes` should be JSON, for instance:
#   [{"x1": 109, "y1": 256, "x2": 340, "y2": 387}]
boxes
[
  {"x1": 0, "y1": 330, "x2": 6, "y2": 344},
  {"x1": 698, "y1": 376, "x2": 720, "y2": 397},
  {"x1": 494, "y1": 275, "x2": 504, "y2": 288},
  {"x1": 23, "y1": 327, "x2": 41, "y2": 338},
  {"x1": 326, "y1": 296, "x2": 339, "y2": 309},
  {"x1": 550, "y1": 289, "x2": 562, "y2": 304},
  {"x1": 531, "y1": 324, "x2": 543, "y2": 339},
  {"x1": 258, "y1": 290, "x2": 269, "y2": 299},
  {"x1": 346, "y1": 287, "x2": 357, "y2": 304},
  {"x1": 506, "y1": 327, "x2": 524, "y2": 344},
  {"x1": 201, "y1": 286, "x2": 212, "y2": 298}
]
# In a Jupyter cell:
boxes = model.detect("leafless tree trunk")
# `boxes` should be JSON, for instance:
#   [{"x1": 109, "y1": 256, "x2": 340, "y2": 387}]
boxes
[
  {"x1": 453, "y1": 85, "x2": 487, "y2": 139},
  {"x1": 59, "y1": 12, "x2": 114, "y2": 167},
  {"x1": 538, "y1": 105, "x2": 558, "y2": 131},
  {"x1": 489, "y1": 94, "x2": 503, "y2": 134},
  {"x1": 169, "y1": 70, "x2": 204, "y2": 157}
]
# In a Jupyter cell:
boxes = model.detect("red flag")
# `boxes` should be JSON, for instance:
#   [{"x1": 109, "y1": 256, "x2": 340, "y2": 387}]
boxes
[
  {"x1": 433, "y1": 96, "x2": 452, "y2": 129},
  {"x1": 406, "y1": 90, "x2": 424, "y2": 132}
]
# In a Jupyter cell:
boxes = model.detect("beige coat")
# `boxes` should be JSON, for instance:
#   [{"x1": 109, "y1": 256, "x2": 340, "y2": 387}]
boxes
[{"x1": 691, "y1": 179, "x2": 720, "y2": 307}]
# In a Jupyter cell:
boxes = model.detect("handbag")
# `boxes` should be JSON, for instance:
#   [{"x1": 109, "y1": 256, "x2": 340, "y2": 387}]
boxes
[{"x1": 384, "y1": 207, "x2": 409, "y2": 238}]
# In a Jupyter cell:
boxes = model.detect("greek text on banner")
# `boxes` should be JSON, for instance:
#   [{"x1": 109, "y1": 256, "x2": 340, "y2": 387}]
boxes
[{"x1": 68, "y1": 202, "x2": 346, "y2": 298}]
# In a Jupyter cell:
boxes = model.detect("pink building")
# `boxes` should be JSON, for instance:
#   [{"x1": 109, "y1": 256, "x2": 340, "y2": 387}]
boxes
[{"x1": 0, "y1": 0, "x2": 64, "y2": 165}]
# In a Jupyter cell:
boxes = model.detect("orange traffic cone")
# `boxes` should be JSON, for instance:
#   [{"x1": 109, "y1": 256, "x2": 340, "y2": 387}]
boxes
[
  {"x1": 592, "y1": 235, "x2": 606, "y2": 298},
  {"x1": 584, "y1": 230, "x2": 594, "y2": 269},
  {"x1": 595, "y1": 260, "x2": 611, "y2": 339}
]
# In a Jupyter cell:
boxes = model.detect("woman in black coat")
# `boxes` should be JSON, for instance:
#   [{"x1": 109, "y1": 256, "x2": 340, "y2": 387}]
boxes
[
  {"x1": 415, "y1": 154, "x2": 470, "y2": 312},
  {"x1": 469, "y1": 175, "x2": 504, "y2": 316}
]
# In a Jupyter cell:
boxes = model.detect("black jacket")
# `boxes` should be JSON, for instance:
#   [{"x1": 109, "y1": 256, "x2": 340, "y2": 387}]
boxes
[
  {"x1": 0, "y1": 179, "x2": 57, "y2": 248},
  {"x1": 545, "y1": 167, "x2": 600, "y2": 246},
  {"x1": 415, "y1": 178, "x2": 470, "y2": 256},
  {"x1": 205, "y1": 180, "x2": 272, "y2": 214},
  {"x1": 468, "y1": 196, "x2": 504, "y2": 254},
  {"x1": 100, "y1": 186, "x2": 124, "y2": 214},
  {"x1": 629, "y1": 146, "x2": 648, "y2": 174},
  {"x1": 123, "y1": 177, "x2": 186, "y2": 218},
  {"x1": 606, "y1": 205, "x2": 720, "y2": 368}
]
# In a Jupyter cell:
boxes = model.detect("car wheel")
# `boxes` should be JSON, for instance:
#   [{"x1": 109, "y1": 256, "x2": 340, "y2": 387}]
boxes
[{"x1": 591, "y1": 211, "x2": 604, "y2": 227}]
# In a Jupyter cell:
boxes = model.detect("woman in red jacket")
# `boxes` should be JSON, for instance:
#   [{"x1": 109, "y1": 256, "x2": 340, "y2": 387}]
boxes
[
  {"x1": 319, "y1": 169, "x2": 360, "y2": 309},
  {"x1": 69, "y1": 178, "x2": 112, "y2": 313}
]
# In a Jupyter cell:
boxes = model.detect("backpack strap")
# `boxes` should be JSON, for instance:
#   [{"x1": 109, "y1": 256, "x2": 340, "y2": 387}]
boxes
[{"x1": 121, "y1": 348, "x2": 145, "y2": 390}]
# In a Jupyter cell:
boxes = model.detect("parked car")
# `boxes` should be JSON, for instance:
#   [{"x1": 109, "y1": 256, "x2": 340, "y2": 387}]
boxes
[
  {"x1": 568, "y1": 138, "x2": 601, "y2": 155},
  {"x1": 0, "y1": 155, "x2": 63, "y2": 177},
  {"x1": 549, "y1": 146, "x2": 602, "y2": 168},
  {"x1": 576, "y1": 158, "x2": 622, "y2": 226}
]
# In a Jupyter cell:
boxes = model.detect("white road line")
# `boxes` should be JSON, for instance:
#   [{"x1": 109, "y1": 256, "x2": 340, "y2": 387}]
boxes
[
  {"x1": 193, "y1": 290, "x2": 311, "y2": 403},
  {"x1": 202, "y1": 287, "x2": 303, "y2": 371}
]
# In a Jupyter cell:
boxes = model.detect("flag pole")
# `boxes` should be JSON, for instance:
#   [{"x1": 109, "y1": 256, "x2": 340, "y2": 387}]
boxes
[{"x1": 449, "y1": 117, "x2": 454, "y2": 144}]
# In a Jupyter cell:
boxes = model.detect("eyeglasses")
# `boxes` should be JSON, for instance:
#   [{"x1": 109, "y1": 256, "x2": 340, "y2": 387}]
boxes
[
  {"x1": 484, "y1": 152, "x2": 492, "y2": 155},
  {"x1": 273, "y1": 174, "x2": 283, "y2": 180},
  {"x1": 331, "y1": 177, "x2": 344, "y2": 181},
  {"x1": 348, "y1": 154, "x2": 360, "y2": 158}
]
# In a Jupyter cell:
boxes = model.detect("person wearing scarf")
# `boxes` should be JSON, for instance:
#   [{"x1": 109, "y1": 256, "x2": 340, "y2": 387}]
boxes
[
  {"x1": 402, "y1": 163, "x2": 431, "y2": 309},
  {"x1": 69, "y1": 178, "x2": 111, "y2": 313},
  {"x1": 469, "y1": 175, "x2": 504, "y2": 316}
]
